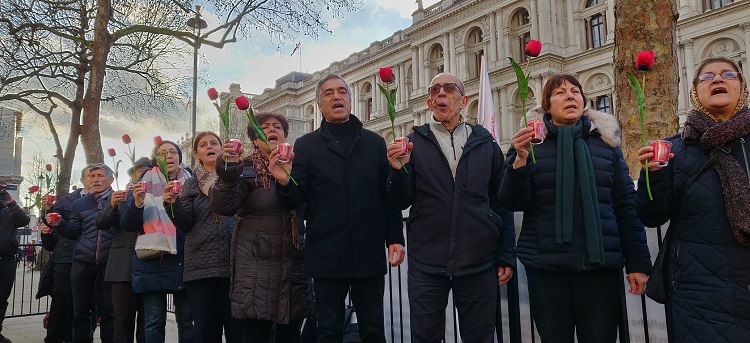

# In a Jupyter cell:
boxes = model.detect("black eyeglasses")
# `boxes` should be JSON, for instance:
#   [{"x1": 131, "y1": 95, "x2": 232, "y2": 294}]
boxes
[
  {"x1": 428, "y1": 83, "x2": 464, "y2": 95},
  {"x1": 698, "y1": 71, "x2": 740, "y2": 82}
]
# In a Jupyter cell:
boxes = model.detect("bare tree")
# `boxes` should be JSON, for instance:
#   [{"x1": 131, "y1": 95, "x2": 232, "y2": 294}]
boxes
[
  {"x1": 613, "y1": 0, "x2": 681, "y2": 178},
  {"x1": 1, "y1": 0, "x2": 363, "y2": 192}
]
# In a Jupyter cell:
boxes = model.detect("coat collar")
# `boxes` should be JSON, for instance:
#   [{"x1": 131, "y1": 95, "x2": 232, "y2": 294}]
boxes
[
  {"x1": 319, "y1": 114, "x2": 363, "y2": 159},
  {"x1": 524, "y1": 105, "x2": 621, "y2": 147}
]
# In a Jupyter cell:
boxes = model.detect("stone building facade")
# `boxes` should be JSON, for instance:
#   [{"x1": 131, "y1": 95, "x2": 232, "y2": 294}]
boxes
[{"x1": 246, "y1": 0, "x2": 750, "y2": 152}]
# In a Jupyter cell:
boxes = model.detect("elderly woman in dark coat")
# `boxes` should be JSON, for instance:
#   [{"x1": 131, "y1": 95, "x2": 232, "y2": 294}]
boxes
[
  {"x1": 500, "y1": 74, "x2": 652, "y2": 343},
  {"x1": 212, "y1": 112, "x2": 310, "y2": 343},
  {"x1": 637, "y1": 57, "x2": 750, "y2": 342},
  {"x1": 163, "y1": 131, "x2": 243, "y2": 343}
]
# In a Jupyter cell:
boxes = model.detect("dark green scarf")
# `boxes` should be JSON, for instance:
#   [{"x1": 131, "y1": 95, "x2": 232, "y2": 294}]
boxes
[{"x1": 550, "y1": 119, "x2": 604, "y2": 264}]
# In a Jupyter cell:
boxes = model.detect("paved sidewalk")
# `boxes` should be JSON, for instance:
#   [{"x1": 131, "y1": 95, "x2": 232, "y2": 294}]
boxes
[{"x1": 2, "y1": 313, "x2": 181, "y2": 342}]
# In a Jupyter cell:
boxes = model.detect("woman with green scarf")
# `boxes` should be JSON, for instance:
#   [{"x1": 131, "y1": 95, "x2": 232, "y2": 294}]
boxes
[{"x1": 499, "y1": 74, "x2": 651, "y2": 343}]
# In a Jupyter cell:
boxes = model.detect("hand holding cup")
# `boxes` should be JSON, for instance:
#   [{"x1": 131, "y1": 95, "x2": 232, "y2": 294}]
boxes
[
  {"x1": 387, "y1": 138, "x2": 412, "y2": 170},
  {"x1": 222, "y1": 139, "x2": 243, "y2": 164},
  {"x1": 46, "y1": 213, "x2": 62, "y2": 227}
]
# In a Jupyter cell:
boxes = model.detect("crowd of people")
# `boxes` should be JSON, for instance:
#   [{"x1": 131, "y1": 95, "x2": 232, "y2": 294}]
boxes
[{"x1": 0, "y1": 56, "x2": 748, "y2": 343}]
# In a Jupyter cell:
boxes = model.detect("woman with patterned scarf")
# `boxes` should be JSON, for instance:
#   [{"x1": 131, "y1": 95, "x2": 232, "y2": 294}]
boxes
[
  {"x1": 212, "y1": 112, "x2": 311, "y2": 342},
  {"x1": 163, "y1": 131, "x2": 244, "y2": 342},
  {"x1": 637, "y1": 57, "x2": 750, "y2": 343},
  {"x1": 500, "y1": 74, "x2": 652, "y2": 343}
]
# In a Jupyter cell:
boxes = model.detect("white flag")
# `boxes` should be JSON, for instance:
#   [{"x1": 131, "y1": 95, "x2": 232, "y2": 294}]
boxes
[{"x1": 477, "y1": 55, "x2": 499, "y2": 142}]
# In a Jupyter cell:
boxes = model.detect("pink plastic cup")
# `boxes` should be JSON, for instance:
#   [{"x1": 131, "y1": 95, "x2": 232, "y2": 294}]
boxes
[
  {"x1": 48, "y1": 212, "x2": 61, "y2": 225},
  {"x1": 528, "y1": 120, "x2": 546, "y2": 145},
  {"x1": 395, "y1": 137, "x2": 410, "y2": 157},
  {"x1": 170, "y1": 180, "x2": 181, "y2": 195},
  {"x1": 649, "y1": 140, "x2": 672, "y2": 167},
  {"x1": 229, "y1": 139, "x2": 243, "y2": 156},
  {"x1": 138, "y1": 181, "x2": 150, "y2": 193},
  {"x1": 276, "y1": 143, "x2": 292, "y2": 163}
]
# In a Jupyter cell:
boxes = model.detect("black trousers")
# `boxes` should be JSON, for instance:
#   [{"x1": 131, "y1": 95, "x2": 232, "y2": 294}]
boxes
[
  {"x1": 408, "y1": 267, "x2": 497, "y2": 343},
  {"x1": 525, "y1": 268, "x2": 621, "y2": 343},
  {"x1": 185, "y1": 277, "x2": 243, "y2": 343},
  {"x1": 111, "y1": 281, "x2": 144, "y2": 343},
  {"x1": 0, "y1": 259, "x2": 16, "y2": 334},
  {"x1": 313, "y1": 277, "x2": 385, "y2": 343},
  {"x1": 71, "y1": 261, "x2": 113, "y2": 343},
  {"x1": 45, "y1": 263, "x2": 74, "y2": 342},
  {"x1": 243, "y1": 319, "x2": 303, "y2": 343}
]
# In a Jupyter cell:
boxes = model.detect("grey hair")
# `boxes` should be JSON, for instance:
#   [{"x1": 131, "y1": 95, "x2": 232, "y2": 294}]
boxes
[
  {"x1": 81, "y1": 163, "x2": 96, "y2": 179},
  {"x1": 315, "y1": 73, "x2": 352, "y2": 105},
  {"x1": 87, "y1": 163, "x2": 114, "y2": 178}
]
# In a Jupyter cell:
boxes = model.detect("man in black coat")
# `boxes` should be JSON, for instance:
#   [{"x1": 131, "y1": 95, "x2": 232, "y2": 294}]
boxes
[
  {"x1": 385, "y1": 72, "x2": 516, "y2": 342},
  {"x1": 41, "y1": 165, "x2": 92, "y2": 343},
  {"x1": 0, "y1": 180, "x2": 31, "y2": 343},
  {"x1": 269, "y1": 74, "x2": 405, "y2": 343}
]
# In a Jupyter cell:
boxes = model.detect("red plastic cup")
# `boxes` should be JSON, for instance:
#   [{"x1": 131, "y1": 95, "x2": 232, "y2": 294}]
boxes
[
  {"x1": 395, "y1": 137, "x2": 410, "y2": 157},
  {"x1": 48, "y1": 213, "x2": 61, "y2": 225},
  {"x1": 229, "y1": 139, "x2": 243, "y2": 156},
  {"x1": 528, "y1": 120, "x2": 545, "y2": 145},
  {"x1": 276, "y1": 143, "x2": 292, "y2": 163},
  {"x1": 171, "y1": 180, "x2": 181, "y2": 195},
  {"x1": 649, "y1": 140, "x2": 672, "y2": 167},
  {"x1": 46, "y1": 195, "x2": 56, "y2": 203},
  {"x1": 139, "y1": 181, "x2": 150, "y2": 193}
]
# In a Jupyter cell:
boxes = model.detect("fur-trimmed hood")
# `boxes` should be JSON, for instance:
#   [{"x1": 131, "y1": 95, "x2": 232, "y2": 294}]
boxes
[{"x1": 524, "y1": 105, "x2": 621, "y2": 147}]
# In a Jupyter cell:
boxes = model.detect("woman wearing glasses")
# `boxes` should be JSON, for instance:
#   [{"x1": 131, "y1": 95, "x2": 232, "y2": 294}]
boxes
[
  {"x1": 636, "y1": 57, "x2": 750, "y2": 342},
  {"x1": 500, "y1": 73, "x2": 651, "y2": 343}
]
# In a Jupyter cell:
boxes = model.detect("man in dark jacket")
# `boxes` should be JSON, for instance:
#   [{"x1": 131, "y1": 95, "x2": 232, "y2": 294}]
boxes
[
  {"x1": 268, "y1": 73, "x2": 405, "y2": 343},
  {"x1": 47, "y1": 163, "x2": 121, "y2": 343},
  {"x1": 385, "y1": 72, "x2": 515, "y2": 342},
  {"x1": 0, "y1": 180, "x2": 31, "y2": 343},
  {"x1": 41, "y1": 165, "x2": 92, "y2": 343}
]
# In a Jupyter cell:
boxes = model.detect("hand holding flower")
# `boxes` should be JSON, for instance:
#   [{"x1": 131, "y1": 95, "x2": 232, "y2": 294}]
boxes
[
  {"x1": 508, "y1": 39, "x2": 543, "y2": 163},
  {"x1": 268, "y1": 149, "x2": 295, "y2": 186},
  {"x1": 626, "y1": 50, "x2": 656, "y2": 200},
  {"x1": 386, "y1": 141, "x2": 412, "y2": 170}
]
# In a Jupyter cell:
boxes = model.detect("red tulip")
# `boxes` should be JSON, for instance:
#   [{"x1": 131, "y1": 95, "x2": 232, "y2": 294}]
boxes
[
  {"x1": 636, "y1": 50, "x2": 655, "y2": 71},
  {"x1": 45, "y1": 164, "x2": 52, "y2": 172},
  {"x1": 107, "y1": 148, "x2": 116, "y2": 157},
  {"x1": 524, "y1": 40, "x2": 542, "y2": 57},
  {"x1": 153, "y1": 136, "x2": 163, "y2": 147},
  {"x1": 122, "y1": 134, "x2": 131, "y2": 144},
  {"x1": 379, "y1": 67, "x2": 395, "y2": 83},
  {"x1": 235, "y1": 96, "x2": 250, "y2": 111},
  {"x1": 207, "y1": 88, "x2": 219, "y2": 100},
  {"x1": 28, "y1": 186, "x2": 39, "y2": 193}
]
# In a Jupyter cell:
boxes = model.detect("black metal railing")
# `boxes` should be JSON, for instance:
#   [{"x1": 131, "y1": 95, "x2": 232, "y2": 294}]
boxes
[{"x1": 6, "y1": 244, "x2": 51, "y2": 318}]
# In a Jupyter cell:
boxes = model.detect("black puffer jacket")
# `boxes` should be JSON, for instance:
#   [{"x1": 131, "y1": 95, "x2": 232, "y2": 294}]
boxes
[
  {"x1": 56, "y1": 191, "x2": 116, "y2": 265},
  {"x1": 500, "y1": 107, "x2": 651, "y2": 273},
  {"x1": 637, "y1": 132, "x2": 750, "y2": 343},
  {"x1": 0, "y1": 201, "x2": 30, "y2": 259},
  {"x1": 41, "y1": 189, "x2": 84, "y2": 263},
  {"x1": 169, "y1": 176, "x2": 236, "y2": 283},
  {"x1": 387, "y1": 123, "x2": 515, "y2": 277}
]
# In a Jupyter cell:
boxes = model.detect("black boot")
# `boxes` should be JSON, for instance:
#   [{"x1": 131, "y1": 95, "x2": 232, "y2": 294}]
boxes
[{"x1": 0, "y1": 331, "x2": 12, "y2": 343}]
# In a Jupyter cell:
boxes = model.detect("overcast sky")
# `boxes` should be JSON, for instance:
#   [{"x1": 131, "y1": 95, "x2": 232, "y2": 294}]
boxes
[{"x1": 19, "y1": 0, "x2": 440, "y2": 189}]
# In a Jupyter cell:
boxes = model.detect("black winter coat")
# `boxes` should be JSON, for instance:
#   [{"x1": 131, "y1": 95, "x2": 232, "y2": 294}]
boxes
[
  {"x1": 637, "y1": 133, "x2": 750, "y2": 343},
  {"x1": 41, "y1": 189, "x2": 83, "y2": 263},
  {"x1": 387, "y1": 123, "x2": 515, "y2": 276},
  {"x1": 276, "y1": 115, "x2": 405, "y2": 278},
  {"x1": 213, "y1": 160, "x2": 309, "y2": 323},
  {"x1": 56, "y1": 192, "x2": 116, "y2": 265},
  {"x1": 96, "y1": 199, "x2": 136, "y2": 282},
  {"x1": 0, "y1": 201, "x2": 30, "y2": 259},
  {"x1": 500, "y1": 108, "x2": 651, "y2": 273}
]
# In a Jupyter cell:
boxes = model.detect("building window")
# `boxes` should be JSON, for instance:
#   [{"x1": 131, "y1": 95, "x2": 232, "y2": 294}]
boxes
[
  {"x1": 362, "y1": 83, "x2": 372, "y2": 122},
  {"x1": 519, "y1": 32, "x2": 531, "y2": 62},
  {"x1": 596, "y1": 95, "x2": 611, "y2": 113},
  {"x1": 429, "y1": 44, "x2": 445, "y2": 79},
  {"x1": 366, "y1": 99, "x2": 372, "y2": 121},
  {"x1": 467, "y1": 27, "x2": 484, "y2": 79},
  {"x1": 707, "y1": 0, "x2": 730, "y2": 10},
  {"x1": 587, "y1": 14, "x2": 606, "y2": 49},
  {"x1": 586, "y1": 0, "x2": 603, "y2": 6},
  {"x1": 510, "y1": 8, "x2": 531, "y2": 62}
]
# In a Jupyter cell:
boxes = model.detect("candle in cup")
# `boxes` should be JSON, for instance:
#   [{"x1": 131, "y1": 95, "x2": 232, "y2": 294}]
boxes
[
  {"x1": 171, "y1": 180, "x2": 181, "y2": 195},
  {"x1": 229, "y1": 139, "x2": 243, "y2": 156},
  {"x1": 649, "y1": 140, "x2": 672, "y2": 167},
  {"x1": 276, "y1": 143, "x2": 292, "y2": 163},
  {"x1": 395, "y1": 137, "x2": 410, "y2": 157},
  {"x1": 528, "y1": 120, "x2": 546, "y2": 145},
  {"x1": 139, "y1": 181, "x2": 150, "y2": 193}
]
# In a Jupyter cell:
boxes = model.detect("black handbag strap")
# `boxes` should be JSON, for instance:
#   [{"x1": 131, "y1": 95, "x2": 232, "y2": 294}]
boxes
[{"x1": 676, "y1": 144, "x2": 730, "y2": 197}]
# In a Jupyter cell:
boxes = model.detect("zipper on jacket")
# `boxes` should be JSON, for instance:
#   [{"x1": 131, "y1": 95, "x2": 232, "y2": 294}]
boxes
[{"x1": 740, "y1": 138, "x2": 750, "y2": 185}]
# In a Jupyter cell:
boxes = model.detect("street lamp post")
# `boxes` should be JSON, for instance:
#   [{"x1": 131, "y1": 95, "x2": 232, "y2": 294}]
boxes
[{"x1": 187, "y1": 6, "x2": 207, "y2": 144}]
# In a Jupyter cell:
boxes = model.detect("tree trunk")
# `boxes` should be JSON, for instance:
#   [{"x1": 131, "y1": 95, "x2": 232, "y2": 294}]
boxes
[
  {"x1": 613, "y1": 0, "x2": 681, "y2": 179},
  {"x1": 82, "y1": 0, "x2": 113, "y2": 164}
]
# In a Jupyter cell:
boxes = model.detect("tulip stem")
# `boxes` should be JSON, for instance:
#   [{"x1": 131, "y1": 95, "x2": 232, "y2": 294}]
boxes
[
  {"x1": 523, "y1": 58, "x2": 536, "y2": 163},
  {"x1": 263, "y1": 141, "x2": 298, "y2": 186},
  {"x1": 640, "y1": 71, "x2": 653, "y2": 201}
]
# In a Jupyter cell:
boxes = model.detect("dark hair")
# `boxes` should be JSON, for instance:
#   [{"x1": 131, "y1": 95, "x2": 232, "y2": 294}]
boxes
[
  {"x1": 693, "y1": 57, "x2": 744, "y2": 87},
  {"x1": 150, "y1": 140, "x2": 182, "y2": 166},
  {"x1": 541, "y1": 74, "x2": 587, "y2": 112},
  {"x1": 247, "y1": 112, "x2": 289, "y2": 140},
  {"x1": 193, "y1": 131, "x2": 221, "y2": 152}
]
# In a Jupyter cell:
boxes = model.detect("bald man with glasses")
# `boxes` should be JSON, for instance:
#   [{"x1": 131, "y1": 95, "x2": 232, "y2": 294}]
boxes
[{"x1": 386, "y1": 72, "x2": 516, "y2": 342}]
